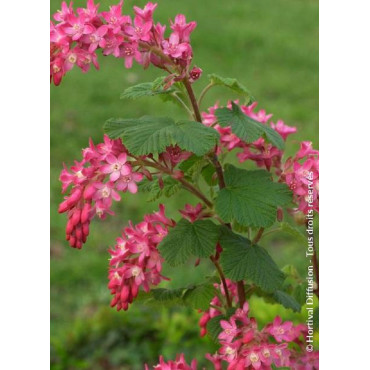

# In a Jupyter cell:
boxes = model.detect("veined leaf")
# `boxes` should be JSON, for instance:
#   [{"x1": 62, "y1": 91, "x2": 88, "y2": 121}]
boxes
[
  {"x1": 208, "y1": 74, "x2": 254, "y2": 103},
  {"x1": 219, "y1": 227, "x2": 285, "y2": 293},
  {"x1": 215, "y1": 102, "x2": 284, "y2": 149},
  {"x1": 138, "y1": 177, "x2": 181, "y2": 202},
  {"x1": 159, "y1": 219, "x2": 221, "y2": 266},
  {"x1": 151, "y1": 288, "x2": 185, "y2": 302},
  {"x1": 104, "y1": 116, "x2": 219, "y2": 156},
  {"x1": 280, "y1": 222, "x2": 306, "y2": 244},
  {"x1": 215, "y1": 165, "x2": 292, "y2": 227},
  {"x1": 120, "y1": 77, "x2": 174, "y2": 100},
  {"x1": 272, "y1": 290, "x2": 301, "y2": 312},
  {"x1": 183, "y1": 284, "x2": 217, "y2": 310}
]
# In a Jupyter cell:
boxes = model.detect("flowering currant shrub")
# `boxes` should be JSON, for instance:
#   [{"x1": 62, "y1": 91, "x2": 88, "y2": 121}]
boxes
[{"x1": 51, "y1": 1, "x2": 319, "y2": 369}]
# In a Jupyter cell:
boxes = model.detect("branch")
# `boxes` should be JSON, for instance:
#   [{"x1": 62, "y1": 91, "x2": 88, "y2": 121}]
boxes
[
  {"x1": 210, "y1": 256, "x2": 232, "y2": 308},
  {"x1": 252, "y1": 227, "x2": 265, "y2": 244}
]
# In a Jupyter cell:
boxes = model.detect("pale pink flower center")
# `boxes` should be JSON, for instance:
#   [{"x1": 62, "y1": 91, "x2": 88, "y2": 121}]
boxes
[
  {"x1": 225, "y1": 347, "x2": 235, "y2": 356},
  {"x1": 68, "y1": 54, "x2": 77, "y2": 63},
  {"x1": 250, "y1": 353, "x2": 259, "y2": 363},
  {"x1": 121, "y1": 175, "x2": 132, "y2": 183},
  {"x1": 131, "y1": 266, "x2": 142, "y2": 277},
  {"x1": 101, "y1": 187, "x2": 110, "y2": 197}
]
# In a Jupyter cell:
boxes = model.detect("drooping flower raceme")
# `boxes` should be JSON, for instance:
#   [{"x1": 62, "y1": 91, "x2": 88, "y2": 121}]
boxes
[
  {"x1": 51, "y1": 0, "x2": 196, "y2": 85},
  {"x1": 108, "y1": 205, "x2": 175, "y2": 311},
  {"x1": 58, "y1": 135, "x2": 143, "y2": 249}
]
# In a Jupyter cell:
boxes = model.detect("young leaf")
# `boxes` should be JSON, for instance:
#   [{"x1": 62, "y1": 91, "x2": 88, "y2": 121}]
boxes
[
  {"x1": 104, "y1": 116, "x2": 219, "y2": 156},
  {"x1": 159, "y1": 219, "x2": 221, "y2": 266},
  {"x1": 272, "y1": 290, "x2": 301, "y2": 312},
  {"x1": 183, "y1": 284, "x2": 217, "y2": 310},
  {"x1": 215, "y1": 102, "x2": 284, "y2": 150},
  {"x1": 138, "y1": 177, "x2": 181, "y2": 202},
  {"x1": 179, "y1": 155, "x2": 208, "y2": 181},
  {"x1": 280, "y1": 222, "x2": 306, "y2": 244},
  {"x1": 219, "y1": 228, "x2": 285, "y2": 292},
  {"x1": 208, "y1": 74, "x2": 254, "y2": 103},
  {"x1": 215, "y1": 165, "x2": 292, "y2": 227},
  {"x1": 120, "y1": 77, "x2": 174, "y2": 100},
  {"x1": 201, "y1": 164, "x2": 218, "y2": 186}
]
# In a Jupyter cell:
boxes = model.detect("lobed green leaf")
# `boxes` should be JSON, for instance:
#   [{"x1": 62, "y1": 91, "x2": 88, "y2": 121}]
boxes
[
  {"x1": 219, "y1": 227, "x2": 285, "y2": 292},
  {"x1": 159, "y1": 219, "x2": 221, "y2": 266},
  {"x1": 215, "y1": 102, "x2": 284, "y2": 149},
  {"x1": 215, "y1": 165, "x2": 292, "y2": 228},
  {"x1": 208, "y1": 74, "x2": 254, "y2": 102},
  {"x1": 104, "y1": 116, "x2": 219, "y2": 156}
]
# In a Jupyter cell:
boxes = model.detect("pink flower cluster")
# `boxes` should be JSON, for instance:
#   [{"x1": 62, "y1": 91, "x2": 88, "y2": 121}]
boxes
[
  {"x1": 108, "y1": 205, "x2": 175, "y2": 311},
  {"x1": 199, "y1": 279, "x2": 239, "y2": 337},
  {"x1": 280, "y1": 141, "x2": 319, "y2": 213},
  {"x1": 198, "y1": 284, "x2": 318, "y2": 369},
  {"x1": 205, "y1": 303, "x2": 318, "y2": 370},
  {"x1": 202, "y1": 101, "x2": 297, "y2": 172},
  {"x1": 58, "y1": 135, "x2": 143, "y2": 248},
  {"x1": 179, "y1": 203, "x2": 203, "y2": 223},
  {"x1": 51, "y1": 0, "x2": 197, "y2": 85},
  {"x1": 202, "y1": 101, "x2": 319, "y2": 213},
  {"x1": 145, "y1": 354, "x2": 197, "y2": 370}
]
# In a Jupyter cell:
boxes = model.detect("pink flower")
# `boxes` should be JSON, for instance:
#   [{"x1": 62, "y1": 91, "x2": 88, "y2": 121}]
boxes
[
  {"x1": 82, "y1": 25, "x2": 108, "y2": 52},
  {"x1": 270, "y1": 119, "x2": 297, "y2": 140},
  {"x1": 265, "y1": 316, "x2": 295, "y2": 342},
  {"x1": 159, "y1": 145, "x2": 192, "y2": 167},
  {"x1": 295, "y1": 141, "x2": 319, "y2": 160},
  {"x1": 100, "y1": 0, "x2": 126, "y2": 34},
  {"x1": 147, "y1": 354, "x2": 197, "y2": 370},
  {"x1": 133, "y1": 2, "x2": 157, "y2": 23},
  {"x1": 63, "y1": 14, "x2": 94, "y2": 41},
  {"x1": 170, "y1": 14, "x2": 196, "y2": 43},
  {"x1": 179, "y1": 203, "x2": 203, "y2": 223},
  {"x1": 189, "y1": 66, "x2": 203, "y2": 83},
  {"x1": 219, "y1": 318, "x2": 240, "y2": 342},
  {"x1": 101, "y1": 153, "x2": 130, "y2": 181},
  {"x1": 119, "y1": 42, "x2": 142, "y2": 68},
  {"x1": 116, "y1": 171, "x2": 143, "y2": 193},
  {"x1": 162, "y1": 32, "x2": 191, "y2": 59}
]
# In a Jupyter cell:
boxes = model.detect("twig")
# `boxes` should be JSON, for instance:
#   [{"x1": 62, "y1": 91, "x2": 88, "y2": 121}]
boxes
[{"x1": 210, "y1": 256, "x2": 232, "y2": 308}]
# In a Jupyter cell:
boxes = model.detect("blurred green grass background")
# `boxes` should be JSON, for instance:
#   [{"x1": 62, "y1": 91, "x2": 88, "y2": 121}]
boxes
[{"x1": 50, "y1": 0, "x2": 319, "y2": 368}]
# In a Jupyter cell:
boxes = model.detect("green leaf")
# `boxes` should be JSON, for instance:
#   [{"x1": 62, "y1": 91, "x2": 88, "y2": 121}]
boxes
[
  {"x1": 151, "y1": 288, "x2": 185, "y2": 302},
  {"x1": 293, "y1": 284, "x2": 307, "y2": 306},
  {"x1": 174, "y1": 120, "x2": 220, "y2": 156},
  {"x1": 219, "y1": 228, "x2": 285, "y2": 292},
  {"x1": 138, "y1": 177, "x2": 181, "y2": 202},
  {"x1": 183, "y1": 284, "x2": 217, "y2": 310},
  {"x1": 104, "y1": 116, "x2": 219, "y2": 156},
  {"x1": 215, "y1": 102, "x2": 284, "y2": 150},
  {"x1": 208, "y1": 74, "x2": 254, "y2": 103},
  {"x1": 280, "y1": 222, "x2": 306, "y2": 244},
  {"x1": 215, "y1": 165, "x2": 292, "y2": 227},
  {"x1": 179, "y1": 155, "x2": 208, "y2": 181},
  {"x1": 120, "y1": 77, "x2": 174, "y2": 100},
  {"x1": 201, "y1": 164, "x2": 218, "y2": 186},
  {"x1": 159, "y1": 219, "x2": 221, "y2": 266},
  {"x1": 273, "y1": 290, "x2": 301, "y2": 312},
  {"x1": 271, "y1": 365, "x2": 290, "y2": 370}
]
